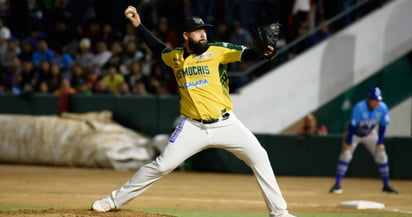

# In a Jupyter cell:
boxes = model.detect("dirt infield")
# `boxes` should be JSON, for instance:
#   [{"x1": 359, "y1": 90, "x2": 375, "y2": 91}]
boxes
[{"x1": 0, "y1": 164, "x2": 411, "y2": 217}]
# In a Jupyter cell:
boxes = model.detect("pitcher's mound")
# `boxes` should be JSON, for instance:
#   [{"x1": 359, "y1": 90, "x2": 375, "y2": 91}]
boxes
[{"x1": 0, "y1": 208, "x2": 175, "y2": 217}]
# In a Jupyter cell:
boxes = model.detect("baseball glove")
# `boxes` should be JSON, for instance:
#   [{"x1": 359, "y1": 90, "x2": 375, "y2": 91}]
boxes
[{"x1": 250, "y1": 23, "x2": 281, "y2": 59}]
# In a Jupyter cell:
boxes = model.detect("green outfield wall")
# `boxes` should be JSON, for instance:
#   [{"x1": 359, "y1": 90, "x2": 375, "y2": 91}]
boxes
[
  {"x1": 189, "y1": 135, "x2": 412, "y2": 179},
  {"x1": 0, "y1": 94, "x2": 411, "y2": 178}
]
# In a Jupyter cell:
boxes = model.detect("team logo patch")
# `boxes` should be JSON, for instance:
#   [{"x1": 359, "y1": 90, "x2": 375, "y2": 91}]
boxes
[
  {"x1": 193, "y1": 17, "x2": 204, "y2": 24},
  {"x1": 195, "y1": 52, "x2": 213, "y2": 60}
]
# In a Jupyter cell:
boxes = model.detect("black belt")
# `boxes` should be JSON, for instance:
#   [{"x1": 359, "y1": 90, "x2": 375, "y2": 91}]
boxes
[{"x1": 193, "y1": 113, "x2": 230, "y2": 124}]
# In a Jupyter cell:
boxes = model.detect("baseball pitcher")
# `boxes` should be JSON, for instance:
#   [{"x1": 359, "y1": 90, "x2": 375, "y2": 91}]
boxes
[{"x1": 91, "y1": 5, "x2": 295, "y2": 217}]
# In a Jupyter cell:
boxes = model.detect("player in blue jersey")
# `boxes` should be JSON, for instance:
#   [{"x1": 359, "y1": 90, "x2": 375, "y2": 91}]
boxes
[{"x1": 329, "y1": 87, "x2": 398, "y2": 194}]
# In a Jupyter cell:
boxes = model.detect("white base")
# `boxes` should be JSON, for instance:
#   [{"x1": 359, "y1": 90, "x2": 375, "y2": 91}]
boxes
[{"x1": 340, "y1": 200, "x2": 385, "y2": 209}]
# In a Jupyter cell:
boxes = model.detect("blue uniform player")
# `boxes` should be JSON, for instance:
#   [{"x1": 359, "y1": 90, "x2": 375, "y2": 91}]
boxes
[{"x1": 330, "y1": 87, "x2": 398, "y2": 194}]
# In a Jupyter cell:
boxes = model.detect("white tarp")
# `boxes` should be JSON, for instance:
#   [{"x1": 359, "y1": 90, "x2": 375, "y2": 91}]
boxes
[{"x1": 0, "y1": 111, "x2": 160, "y2": 171}]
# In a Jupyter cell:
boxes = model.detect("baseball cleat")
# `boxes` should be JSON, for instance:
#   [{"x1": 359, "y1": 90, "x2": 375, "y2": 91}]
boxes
[
  {"x1": 382, "y1": 186, "x2": 399, "y2": 194},
  {"x1": 91, "y1": 196, "x2": 116, "y2": 212},
  {"x1": 329, "y1": 183, "x2": 343, "y2": 194}
]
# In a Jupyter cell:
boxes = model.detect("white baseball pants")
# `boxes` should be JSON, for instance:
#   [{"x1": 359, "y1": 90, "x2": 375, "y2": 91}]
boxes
[{"x1": 109, "y1": 111, "x2": 289, "y2": 217}]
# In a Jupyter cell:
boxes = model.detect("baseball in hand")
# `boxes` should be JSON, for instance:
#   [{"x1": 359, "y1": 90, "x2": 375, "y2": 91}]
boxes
[{"x1": 125, "y1": 8, "x2": 134, "y2": 17}]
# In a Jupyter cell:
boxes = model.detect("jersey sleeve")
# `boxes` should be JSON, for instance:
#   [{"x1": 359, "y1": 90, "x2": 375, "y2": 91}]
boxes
[
  {"x1": 379, "y1": 102, "x2": 391, "y2": 126},
  {"x1": 136, "y1": 24, "x2": 167, "y2": 60},
  {"x1": 161, "y1": 47, "x2": 178, "y2": 68},
  {"x1": 349, "y1": 103, "x2": 361, "y2": 127},
  {"x1": 212, "y1": 42, "x2": 246, "y2": 65}
]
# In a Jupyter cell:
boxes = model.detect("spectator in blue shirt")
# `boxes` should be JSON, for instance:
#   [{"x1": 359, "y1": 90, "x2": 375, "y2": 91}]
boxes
[{"x1": 32, "y1": 39, "x2": 55, "y2": 68}]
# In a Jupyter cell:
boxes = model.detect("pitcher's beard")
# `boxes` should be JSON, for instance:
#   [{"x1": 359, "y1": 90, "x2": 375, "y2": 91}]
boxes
[{"x1": 188, "y1": 39, "x2": 209, "y2": 55}]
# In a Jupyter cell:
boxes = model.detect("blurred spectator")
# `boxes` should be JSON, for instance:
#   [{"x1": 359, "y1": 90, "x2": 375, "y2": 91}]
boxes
[
  {"x1": 75, "y1": 38, "x2": 94, "y2": 69},
  {"x1": 148, "y1": 78, "x2": 169, "y2": 96},
  {"x1": 35, "y1": 60, "x2": 51, "y2": 91},
  {"x1": 101, "y1": 66, "x2": 125, "y2": 94},
  {"x1": 154, "y1": 17, "x2": 179, "y2": 48},
  {"x1": 18, "y1": 39, "x2": 34, "y2": 62},
  {"x1": 229, "y1": 22, "x2": 253, "y2": 48},
  {"x1": 0, "y1": 37, "x2": 21, "y2": 70},
  {"x1": 132, "y1": 79, "x2": 150, "y2": 96},
  {"x1": 126, "y1": 62, "x2": 148, "y2": 91},
  {"x1": 90, "y1": 40, "x2": 112, "y2": 77},
  {"x1": 0, "y1": 18, "x2": 11, "y2": 41},
  {"x1": 291, "y1": 22, "x2": 310, "y2": 55},
  {"x1": 94, "y1": 79, "x2": 109, "y2": 94},
  {"x1": 54, "y1": 78, "x2": 76, "y2": 96},
  {"x1": 24, "y1": 24, "x2": 47, "y2": 51},
  {"x1": 101, "y1": 22, "x2": 119, "y2": 45},
  {"x1": 292, "y1": 0, "x2": 311, "y2": 41},
  {"x1": 318, "y1": 125, "x2": 328, "y2": 136},
  {"x1": 140, "y1": 44, "x2": 155, "y2": 76},
  {"x1": 51, "y1": 46, "x2": 73, "y2": 78},
  {"x1": 54, "y1": 78, "x2": 76, "y2": 113},
  {"x1": 27, "y1": 0, "x2": 43, "y2": 25},
  {"x1": 121, "y1": 41, "x2": 144, "y2": 75},
  {"x1": 84, "y1": 19, "x2": 102, "y2": 53},
  {"x1": 37, "y1": 81, "x2": 49, "y2": 94},
  {"x1": 298, "y1": 112, "x2": 328, "y2": 137},
  {"x1": 117, "y1": 81, "x2": 131, "y2": 95},
  {"x1": 0, "y1": 28, "x2": 9, "y2": 57},
  {"x1": 122, "y1": 23, "x2": 137, "y2": 45},
  {"x1": 228, "y1": 22, "x2": 254, "y2": 73},
  {"x1": 18, "y1": 60, "x2": 37, "y2": 92},
  {"x1": 85, "y1": 71, "x2": 99, "y2": 92},
  {"x1": 104, "y1": 41, "x2": 124, "y2": 70},
  {"x1": 75, "y1": 80, "x2": 92, "y2": 96},
  {"x1": 70, "y1": 63, "x2": 87, "y2": 90},
  {"x1": 147, "y1": 64, "x2": 174, "y2": 95},
  {"x1": 47, "y1": 63, "x2": 63, "y2": 93},
  {"x1": 32, "y1": 39, "x2": 55, "y2": 68},
  {"x1": 3, "y1": 56, "x2": 22, "y2": 94},
  {"x1": 306, "y1": 24, "x2": 332, "y2": 49}
]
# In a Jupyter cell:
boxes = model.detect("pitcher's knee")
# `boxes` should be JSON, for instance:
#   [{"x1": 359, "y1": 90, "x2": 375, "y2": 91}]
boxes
[
  {"x1": 142, "y1": 160, "x2": 174, "y2": 176},
  {"x1": 248, "y1": 147, "x2": 270, "y2": 163},
  {"x1": 155, "y1": 161, "x2": 177, "y2": 175}
]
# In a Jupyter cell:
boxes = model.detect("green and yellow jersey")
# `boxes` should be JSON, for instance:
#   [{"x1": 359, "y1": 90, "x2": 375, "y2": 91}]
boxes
[{"x1": 162, "y1": 42, "x2": 246, "y2": 120}]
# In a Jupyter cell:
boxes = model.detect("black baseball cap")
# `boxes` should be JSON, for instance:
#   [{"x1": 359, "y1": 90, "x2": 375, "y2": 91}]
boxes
[{"x1": 183, "y1": 16, "x2": 213, "y2": 32}]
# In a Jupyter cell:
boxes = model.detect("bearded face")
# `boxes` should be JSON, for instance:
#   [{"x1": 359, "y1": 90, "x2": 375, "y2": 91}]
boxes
[{"x1": 188, "y1": 37, "x2": 209, "y2": 55}]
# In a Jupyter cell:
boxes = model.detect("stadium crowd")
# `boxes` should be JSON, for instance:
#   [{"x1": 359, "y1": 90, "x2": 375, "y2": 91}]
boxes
[{"x1": 0, "y1": 0, "x2": 387, "y2": 96}]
